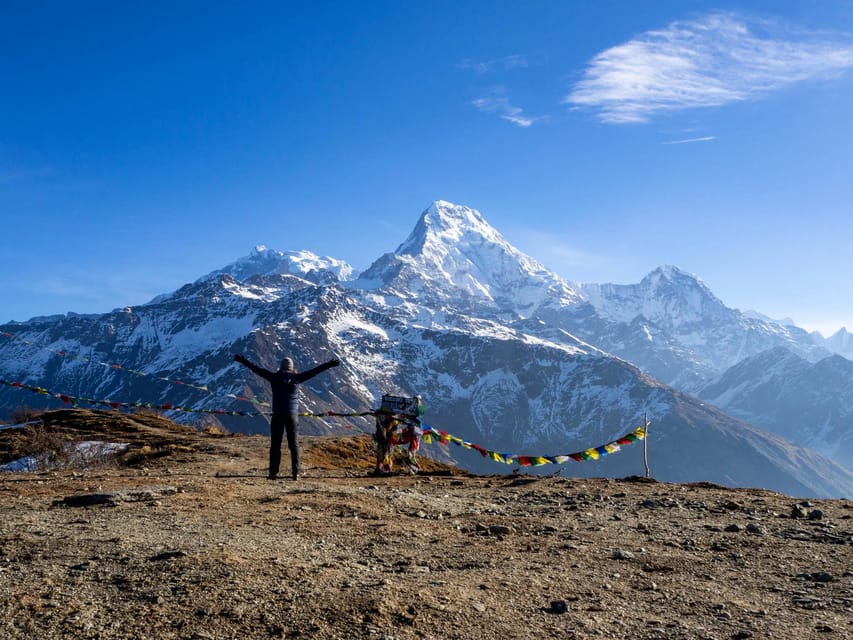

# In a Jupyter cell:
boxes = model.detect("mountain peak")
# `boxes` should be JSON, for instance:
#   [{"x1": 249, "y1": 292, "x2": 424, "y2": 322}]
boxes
[
  {"x1": 396, "y1": 201, "x2": 503, "y2": 257},
  {"x1": 644, "y1": 265, "x2": 704, "y2": 287},
  {"x1": 357, "y1": 200, "x2": 581, "y2": 315},
  {"x1": 580, "y1": 264, "x2": 727, "y2": 327},
  {"x1": 202, "y1": 247, "x2": 355, "y2": 284}
]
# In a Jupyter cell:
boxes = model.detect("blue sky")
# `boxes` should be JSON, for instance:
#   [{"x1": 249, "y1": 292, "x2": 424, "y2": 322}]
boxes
[{"x1": 2, "y1": 1, "x2": 852, "y2": 336}]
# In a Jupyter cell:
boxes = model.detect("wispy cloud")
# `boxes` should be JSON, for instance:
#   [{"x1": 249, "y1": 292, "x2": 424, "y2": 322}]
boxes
[
  {"x1": 662, "y1": 135, "x2": 716, "y2": 145},
  {"x1": 470, "y1": 88, "x2": 543, "y2": 128},
  {"x1": 565, "y1": 12, "x2": 853, "y2": 123},
  {"x1": 458, "y1": 54, "x2": 534, "y2": 74}
]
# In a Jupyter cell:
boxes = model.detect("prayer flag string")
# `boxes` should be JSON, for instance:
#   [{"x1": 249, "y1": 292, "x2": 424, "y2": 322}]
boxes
[
  {"x1": 1, "y1": 379, "x2": 647, "y2": 465},
  {"x1": 420, "y1": 421, "x2": 647, "y2": 466},
  {"x1": 0, "y1": 331, "x2": 271, "y2": 410}
]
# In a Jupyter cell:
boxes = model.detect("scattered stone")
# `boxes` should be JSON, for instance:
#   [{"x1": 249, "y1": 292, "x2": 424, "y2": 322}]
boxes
[
  {"x1": 148, "y1": 550, "x2": 188, "y2": 562},
  {"x1": 790, "y1": 505, "x2": 808, "y2": 519},
  {"x1": 53, "y1": 494, "x2": 117, "y2": 508},
  {"x1": 548, "y1": 600, "x2": 568, "y2": 614},
  {"x1": 4, "y1": 414, "x2": 852, "y2": 640},
  {"x1": 488, "y1": 525, "x2": 513, "y2": 536},
  {"x1": 792, "y1": 595, "x2": 825, "y2": 609}
]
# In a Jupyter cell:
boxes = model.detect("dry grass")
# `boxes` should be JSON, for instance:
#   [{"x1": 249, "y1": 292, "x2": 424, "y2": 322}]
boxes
[{"x1": 10, "y1": 405, "x2": 44, "y2": 424}]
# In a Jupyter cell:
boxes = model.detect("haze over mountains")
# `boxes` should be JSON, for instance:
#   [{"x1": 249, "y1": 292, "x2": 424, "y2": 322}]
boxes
[{"x1": 1, "y1": 201, "x2": 851, "y2": 497}]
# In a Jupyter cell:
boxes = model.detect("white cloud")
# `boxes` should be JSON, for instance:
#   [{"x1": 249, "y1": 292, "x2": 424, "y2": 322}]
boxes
[
  {"x1": 565, "y1": 12, "x2": 853, "y2": 123},
  {"x1": 470, "y1": 88, "x2": 542, "y2": 127},
  {"x1": 662, "y1": 135, "x2": 716, "y2": 145}
]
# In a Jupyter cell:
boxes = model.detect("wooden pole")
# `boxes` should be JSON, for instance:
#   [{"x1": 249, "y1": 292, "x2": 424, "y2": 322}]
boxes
[{"x1": 643, "y1": 413, "x2": 650, "y2": 478}]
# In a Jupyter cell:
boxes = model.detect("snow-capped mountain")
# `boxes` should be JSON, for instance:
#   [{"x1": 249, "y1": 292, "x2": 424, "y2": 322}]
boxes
[
  {"x1": 1, "y1": 201, "x2": 851, "y2": 498},
  {"x1": 355, "y1": 201, "x2": 582, "y2": 322},
  {"x1": 200, "y1": 246, "x2": 356, "y2": 285},
  {"x1": 821, "y1": 327, "x2": 853, "y2": 361},
  {"x1": 699, "y1": 347, "x2": 853, "y2": 470},
  {"x1": 564, "y1": 266, "x2": 829, "y2": 390}
]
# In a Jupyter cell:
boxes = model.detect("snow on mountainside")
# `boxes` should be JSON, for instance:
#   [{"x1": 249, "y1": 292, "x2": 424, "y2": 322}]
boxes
[
  {"x1": 700, "y1": 347, "x2": 853, "y2": 470},
  {"x1": 1, "y1": 200, "x2": 852, "y2": 498},
  {"x1": 580, "y1": 265, "x2": 723, "y2": 326},
  {"x1": 822, "y1": 327, "x2": 853, "y2": 361},
  {"x1": 147, "y1": 247, "x2": 355, "y2": 307},
  {"x1": 203, "y1": 246, "x2": 356, "y2": 284},
  {"x1": 354, "y1": 201, "x2": 582, "y2": 322},
  {"x1": 569, "y1": 266, "x2": 829, "y2": 390}
]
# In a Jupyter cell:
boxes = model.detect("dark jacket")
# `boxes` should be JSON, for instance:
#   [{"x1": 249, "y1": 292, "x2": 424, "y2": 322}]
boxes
[{"x1": 237, "y1": 357, "x2": 339, "y2": 415}]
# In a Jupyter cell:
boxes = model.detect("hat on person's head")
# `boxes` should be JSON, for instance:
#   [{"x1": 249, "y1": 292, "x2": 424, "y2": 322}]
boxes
[{"x1": 279, "y1": 357, "x2": 294, "y2": 372}]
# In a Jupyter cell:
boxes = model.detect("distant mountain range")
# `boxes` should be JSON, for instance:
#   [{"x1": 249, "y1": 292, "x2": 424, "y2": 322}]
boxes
[{"x1": 2, "y1": 201, "x2": 851, "y2": 498}]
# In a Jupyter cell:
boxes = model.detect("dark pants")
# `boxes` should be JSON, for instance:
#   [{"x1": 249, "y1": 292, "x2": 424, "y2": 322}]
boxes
[{"x1": 269, "y1": 413, "x2": 300, "y2": 479}]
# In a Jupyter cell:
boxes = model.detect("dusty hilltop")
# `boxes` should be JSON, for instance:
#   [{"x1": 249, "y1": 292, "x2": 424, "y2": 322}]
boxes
[{"x1": 0, "y1": 409, "x2": 851, "y2": 640}]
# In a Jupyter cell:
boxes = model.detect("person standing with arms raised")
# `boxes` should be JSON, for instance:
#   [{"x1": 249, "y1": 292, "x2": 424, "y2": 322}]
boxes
[{"x1": 234, "y1": 353, "x2": 340, "y2": 480}]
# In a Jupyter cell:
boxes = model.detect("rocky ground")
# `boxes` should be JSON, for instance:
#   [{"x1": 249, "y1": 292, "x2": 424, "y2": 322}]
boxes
[{"x1": 0, "y1": 409, "x2": 851, "y2": 640}]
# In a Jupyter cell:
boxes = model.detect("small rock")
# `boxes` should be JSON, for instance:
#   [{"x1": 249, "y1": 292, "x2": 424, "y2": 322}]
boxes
[
  {"x1": 488, "y1": 525, "x2": 512, "y2": 536},
  {"x1": 745, "y1": 523, "x2": 767, "y2": 535},
  {"x1": 471, "y1": 601, "x2": 486, "y2": 612},
  {"x1": 549, "y1": 600, "x2": 568, "y2": 614},
  {"x1": 791, "y1": 505, "x2": 809, "y2": 519},
  {"x1": 612, "y1": 549, "x2": 635, "y2": 560},
  {"x1": 808, "y1": 509, "x2": 824, "y2": 521},
  {"x1": 148, "y1": 550, "x2": 188, "y2": 562},
  {"x1": 724, "y1": 524, "x2": 743, "y2": 533}
]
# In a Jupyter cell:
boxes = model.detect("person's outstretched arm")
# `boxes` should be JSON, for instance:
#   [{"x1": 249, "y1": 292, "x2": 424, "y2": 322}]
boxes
[
  {"x1": 294, "y1": 358, "x2": 341, "y2": 383},
  {"x1": 234, "y1": 354, "x2": 275, "y2": 381}
]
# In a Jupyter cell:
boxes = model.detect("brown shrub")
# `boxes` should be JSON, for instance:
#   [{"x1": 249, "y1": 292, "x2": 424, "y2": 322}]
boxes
[{"x1": 11, "y1": 406, "x2": 44, "y2": 424}]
